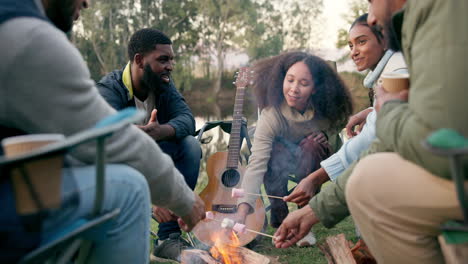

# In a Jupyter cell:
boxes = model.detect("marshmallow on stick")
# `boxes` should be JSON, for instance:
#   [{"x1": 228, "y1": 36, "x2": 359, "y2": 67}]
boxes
[
  {"x1": 205, "y1": 211, "x2": 215, "y2": 220},
  {"x1": 221, "y1": 218, "x2": 235, "y2": 229},
  {"x1": 233, "y1": 223, "x2": 247, "y2": 234},
  {"x1": 231, "y1": 188, "x2": 284, "y2": 200},
  {"x1": 219, "y1": 218, "x2": 276, "y2": 239},
  {"x1": 231, "y1": 188, "x2": 245, "y2": 198}
]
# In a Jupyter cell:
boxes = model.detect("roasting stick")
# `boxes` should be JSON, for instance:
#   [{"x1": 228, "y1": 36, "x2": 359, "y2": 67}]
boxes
[
  {"x1": 205, "y1": 212, "x2": 277, "y2": 240},
  {"x1": 232, "y1": 188, "x2": 284, "y2": 200},
  {"x1": 244, "y1": 192, "x2": 284, "y2": 200},
  {"x1": 244, "y1": 228, "x2": 277, "y2": 239}
]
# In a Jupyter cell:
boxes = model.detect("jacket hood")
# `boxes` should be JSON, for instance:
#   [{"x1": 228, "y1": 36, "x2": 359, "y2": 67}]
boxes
[{"x1": 0, "y1": 0, "x2": 49, "y2": 25}]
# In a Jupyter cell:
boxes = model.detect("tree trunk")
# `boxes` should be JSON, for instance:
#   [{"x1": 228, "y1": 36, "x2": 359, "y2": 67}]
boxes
[{"x1": 213, "y1": 21, "x2": 226, "y2": 97}]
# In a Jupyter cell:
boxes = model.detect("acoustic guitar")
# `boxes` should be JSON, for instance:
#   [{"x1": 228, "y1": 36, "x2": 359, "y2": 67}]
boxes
[{"x1": 192, "y1": 67, "x2": 265, "y2": 246}]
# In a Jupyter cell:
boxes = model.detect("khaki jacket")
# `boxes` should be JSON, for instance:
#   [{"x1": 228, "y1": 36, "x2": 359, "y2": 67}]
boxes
[{"x1": 239, "y1": 102, "x2": 342, "y2": 208}]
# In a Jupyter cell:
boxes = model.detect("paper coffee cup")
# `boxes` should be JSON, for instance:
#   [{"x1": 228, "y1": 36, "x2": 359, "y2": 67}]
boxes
[
  {"x1": 381, "y1": 72, "x2": 410, "y2": 93},
  {"x1": 2, "y1": 134, "x2": 65, "y2": 214}
]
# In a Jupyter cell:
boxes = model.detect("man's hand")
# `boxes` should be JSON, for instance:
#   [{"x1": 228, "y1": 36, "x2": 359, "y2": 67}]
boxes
[
  {"x1": 177, "y1": 193, "x2": 205, "y2": 232},
  {"x1": 152, "y1": 205, "x2": 177, "y2": 223},
  {"x1": 345, "y1": 108, "x2": 373, "y2": 138},
  {"x1": 283, "y1": 168, "x2": 329, "y2": 207},
  {"x1": 137, "y1": 109, "x2": 175, "y2": 141},
  {"x1": 273, "y1": 206, "x2": 319, "y2": 248},
  {"x1": 375, "y1": 82, "x2": 409, "y2": 112}
]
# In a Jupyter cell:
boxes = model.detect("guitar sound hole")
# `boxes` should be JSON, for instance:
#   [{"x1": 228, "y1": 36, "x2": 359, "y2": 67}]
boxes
[{"x1": 221, "y1": 169, "x2": 240, "y2": 187}]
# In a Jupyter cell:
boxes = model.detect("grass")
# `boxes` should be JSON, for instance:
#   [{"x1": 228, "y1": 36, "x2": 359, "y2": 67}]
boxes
[{"x1": 255, "y1": 217, "x2": 358, "y2": 264}]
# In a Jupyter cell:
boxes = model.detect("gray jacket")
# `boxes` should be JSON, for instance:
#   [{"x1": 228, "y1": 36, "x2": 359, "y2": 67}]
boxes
[{"x1": 0, "y1": 1, "x2": 194, "y2": 216}]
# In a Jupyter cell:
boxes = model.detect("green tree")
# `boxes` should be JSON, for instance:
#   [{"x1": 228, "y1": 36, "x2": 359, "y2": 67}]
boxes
[
  {"x1": 73, "y1": 0, "x2": 200, "y2": 84},
  {"x1": 336, "y1": 0, "x2": 368, "y2": 49},
  {"x1": 195, "y1": 0, "x2": 262, "y2": 96},
  {"x1": 245, "y1": 1, "x2": 284, "y2": 61},
  {"x1": 275, "y1": 0, "x2": 323, "y2": 50}
]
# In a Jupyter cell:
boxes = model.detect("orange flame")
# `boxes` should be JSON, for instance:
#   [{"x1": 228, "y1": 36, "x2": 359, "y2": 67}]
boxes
[{"x1": 210, "y1": 230, "x2": 242, "y2": 264}]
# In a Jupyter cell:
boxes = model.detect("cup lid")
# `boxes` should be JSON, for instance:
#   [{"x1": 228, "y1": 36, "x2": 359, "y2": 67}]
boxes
[
  {"x1": 381, "y1": 72, "x2": 410, "y2": 79},
  {"x1": 1, "y1": 134, "x2": 65, "y2": 147}
]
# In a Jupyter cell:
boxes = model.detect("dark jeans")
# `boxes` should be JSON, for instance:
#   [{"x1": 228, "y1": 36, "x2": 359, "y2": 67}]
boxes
[
  {"x1": 156, "y1": 136, "x2": 201, "y2": 239},
  {"x1": 264, "y1": 136, "x2": 331, "y2": 228}
]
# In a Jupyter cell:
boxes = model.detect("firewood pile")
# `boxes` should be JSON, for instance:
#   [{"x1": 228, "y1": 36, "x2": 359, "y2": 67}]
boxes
[
  {"x1": 318, "y1": 234, "x2": 376, "y2": 264},
  {"x1": 181, "y1": 247, "x2": 270, "y2": 264}
]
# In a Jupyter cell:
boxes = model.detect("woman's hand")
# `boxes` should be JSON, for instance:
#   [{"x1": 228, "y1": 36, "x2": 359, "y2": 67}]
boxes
[
  {"x1": 345, "y1": 108, "x2": 373, "y2": 138},
  {"x1": 283, "y1": 177, "x2": 316, "y2": 207},
  {"x1": 283, "y1": 168, "x2": 330, "y2": 206},
  {"x1": 273, "y1": 206, "x2": 319, "y2": 248},
  {"x1": 236, "y1": 203, "x2": 251, "y2": 225},
  {"x1": 307, "y1": 131, "x2": 327, "y2": 145}
]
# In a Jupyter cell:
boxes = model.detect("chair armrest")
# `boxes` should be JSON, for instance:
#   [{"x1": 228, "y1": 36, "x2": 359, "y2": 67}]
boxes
[
  {"x1": 423, "y1": 128, "x2": 468, "y2": 225},
  {"x1": 423, "y1": 129, "x2": 468, "y2": 156},
  {"x1": 0, "y1": 108, "x2": 145, "y2": 169},
  {"x1": 195, "y1": 119, "x2": 252, "y2": 150}
]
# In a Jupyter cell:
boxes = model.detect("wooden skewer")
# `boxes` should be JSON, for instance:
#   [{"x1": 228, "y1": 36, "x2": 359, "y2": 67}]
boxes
[
  {"x1": 245, "y1": 228, "x2": 277, "y2": 239},
  {"x1": 244, "y1": 191, "x2": 284, "y2": 200}
]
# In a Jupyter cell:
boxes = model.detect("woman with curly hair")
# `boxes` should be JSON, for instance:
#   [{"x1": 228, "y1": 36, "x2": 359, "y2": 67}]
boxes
[{"x1": 237, "y1": 51, "x2": 353, "y2": 246}]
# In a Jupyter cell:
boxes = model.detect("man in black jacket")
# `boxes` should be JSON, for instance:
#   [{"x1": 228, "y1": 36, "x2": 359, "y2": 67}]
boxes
[{"x1": 97, "y1": 28, "x2": 201, "y2": 261}]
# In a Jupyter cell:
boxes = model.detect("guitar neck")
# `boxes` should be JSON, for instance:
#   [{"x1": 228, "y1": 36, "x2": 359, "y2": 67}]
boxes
[{"x1": 226, "y1": 86, "x2": 245, "y2": 169}]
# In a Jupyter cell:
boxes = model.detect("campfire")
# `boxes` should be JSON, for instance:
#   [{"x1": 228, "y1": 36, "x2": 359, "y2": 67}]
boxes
[
  {"x1": 181, "y1": 230, "x2": 270, "y2": 264},
  {"x1": 210, "y1": 230, "x2": 242, "y2": 264}
]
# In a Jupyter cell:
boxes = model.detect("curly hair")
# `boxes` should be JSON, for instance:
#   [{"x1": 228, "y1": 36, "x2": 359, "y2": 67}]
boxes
[{"x1": 252, "y1": 51, "x2": 353, "y2": 131}]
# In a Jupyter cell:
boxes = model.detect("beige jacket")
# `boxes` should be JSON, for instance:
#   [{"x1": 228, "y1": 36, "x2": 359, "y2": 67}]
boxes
[{"x1": 239, "y1": 102, "x2": 341, "y2": 208}]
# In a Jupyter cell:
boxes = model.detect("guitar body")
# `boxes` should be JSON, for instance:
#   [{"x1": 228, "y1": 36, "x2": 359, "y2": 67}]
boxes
[{"x1": 193, "y1": 151, "x2": 265, "y2": 246}]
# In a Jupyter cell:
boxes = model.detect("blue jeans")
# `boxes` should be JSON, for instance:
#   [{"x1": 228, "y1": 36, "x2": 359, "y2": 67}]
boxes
[
  {"x1": 42, "y1": 165, "x2": 151, "y2": 264},
  {"x1": 156, "y1": 136, "x2": 201, "y2": 239}
]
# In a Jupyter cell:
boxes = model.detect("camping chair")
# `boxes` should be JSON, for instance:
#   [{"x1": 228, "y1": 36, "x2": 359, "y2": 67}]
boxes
[
  {"x1": 196, "y1": 119, "x2": 252, "y2": 153},
  {"x1": 0, "y1": 108, "x2": 145, "y2": 264},
  {"x1": 423, "y1": 128, "x2": 468, "y2": 262}
]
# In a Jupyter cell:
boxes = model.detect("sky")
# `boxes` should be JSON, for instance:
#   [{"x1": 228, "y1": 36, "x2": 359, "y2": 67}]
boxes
[
  {"x1": 319, "y1": 0, "x2": 358, "y2": 71},
  {"x1": 322, "y1": 0, "x2": 350, "y2": 49}
]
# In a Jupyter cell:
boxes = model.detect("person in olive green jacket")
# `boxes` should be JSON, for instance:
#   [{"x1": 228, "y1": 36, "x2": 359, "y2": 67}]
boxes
[{"x1": 274, "y1": 1, "x2": 467, "y2": 263}]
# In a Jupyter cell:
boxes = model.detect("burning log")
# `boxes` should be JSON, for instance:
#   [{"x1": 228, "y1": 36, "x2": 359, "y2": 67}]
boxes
[
  {"x1": 181, "y1": 249, "x2": 221, "y2": 264},
  {"x1": 181, "y1": 247, "x2": 269, "y2": 264}
]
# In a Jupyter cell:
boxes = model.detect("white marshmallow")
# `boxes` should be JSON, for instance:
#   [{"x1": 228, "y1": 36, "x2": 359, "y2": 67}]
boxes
[
  {"x1": 221, "y1": 218, "x2": 235, "y2": 229},
  {"x1": 231, "y1": 188, "x2": 245, "y2": 198},
  {"x1": 205, "y1": 211, "x2": 215, "y2": 220},
  {"x1": 233, "y1": 223, "x2": 247, "y2": 234}
]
